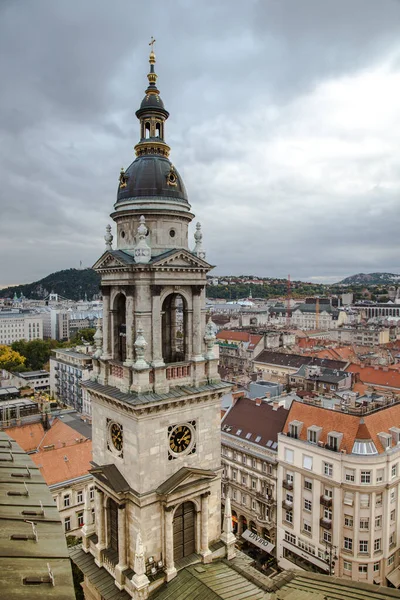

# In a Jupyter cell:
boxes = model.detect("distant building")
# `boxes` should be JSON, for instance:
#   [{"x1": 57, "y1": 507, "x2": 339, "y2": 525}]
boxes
[
  {"x1": 0, "y1": 310, "x2": 43, "y2": 345},
  {"x1": 253, "y1": 351, "x2": 347, "y2": 384},
  {"x1": 40, "y1": 307, "x2": 70, "y2": 340},
  {"x1": 329, "y1": 327, "x2": 390, "y2": 346},
  {"x1": 289, "y1": 364, "x2": 352, "y2": 394},
  {"x1": 5, "y1": 369, "x2": 50, "y2": 392},
  {"x1": 216, "y1": 331, "x2": 264, "y2": 374},
  {"x1": 50, "y1": 348, "x2": 93, "y2": 414}
]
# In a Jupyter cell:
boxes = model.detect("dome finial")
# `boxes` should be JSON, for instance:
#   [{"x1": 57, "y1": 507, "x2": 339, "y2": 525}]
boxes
[{"x1": 147, "y1": 36, "x2": 158, "y2": 89}]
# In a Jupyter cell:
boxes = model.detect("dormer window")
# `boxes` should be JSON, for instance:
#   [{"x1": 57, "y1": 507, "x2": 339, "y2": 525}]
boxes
[
  {"x1": 307, "y1": 426, "x2": 322, "y2": 445},
  {"x1": 327, "y1": 431, "x2": 343, "y2": 452},
  {"x1": 288, "y1": 420, "x2": 303, "y2": 439},
  {"x1": 378, "y1": 432, "x2": 392, "y2": 450},
  {"x1": 389, "y1": 427, "x2": 400, "y2": 445}
]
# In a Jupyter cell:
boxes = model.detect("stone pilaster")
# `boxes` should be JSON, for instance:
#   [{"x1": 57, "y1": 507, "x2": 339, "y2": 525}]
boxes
[
  {"x1": 115, "y1": 504, "x2": 128, "y2": 588},
  {"x1": 81, "y1": 486, "x2": 94, "y2": 552},
  {"x1": 191, "y1": 286, "x2": 203, "y2": 361},
  {"x1": 124, "y1": 291, "x2": 135, "y2": 366},
  {"x1": 221, "y1": 495, "x2": 237, "y2": 560},
  {"x1": 94, "y1": 488, "x2": 106, "y2": 567},
  {"x1": 200, "y1": 492, "x2": 212, "y2": 563},
  {"x1": 151, "y1": 286, "x2": 164, "y2": 368},
  {"x1": 164, "y1": 507, "x2": 177, "y2": 581}
]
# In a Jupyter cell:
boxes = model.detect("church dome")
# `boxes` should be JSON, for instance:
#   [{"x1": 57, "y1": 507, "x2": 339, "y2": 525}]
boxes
[
  {"x1": 137, "y1": 92, "x2": 168, "y2": 115},
  {"x1": 116, "y1": 155, "x2": 188, "y2": 204}
]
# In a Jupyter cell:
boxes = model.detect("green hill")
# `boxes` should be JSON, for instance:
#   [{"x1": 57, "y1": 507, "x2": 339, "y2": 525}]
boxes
[
  {"x1": 0, "y1": 269, "x2": 101, "y2": 301},
  {"x1": 338, "y1": 272, "x2": 400, "y2": 285}
]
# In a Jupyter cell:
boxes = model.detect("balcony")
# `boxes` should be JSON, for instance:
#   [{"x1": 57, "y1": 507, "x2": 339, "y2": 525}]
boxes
[
  {"x1": 256, "y1": 514, "x2": 272, "y2": 525},
  {"x1": 282, "y1": 480, "x2": 293, "y2": 491},
  {"x1": 320, "y1": 518, "x2": 332, "y2": 530},
  {"x1": 320, "y1": 495, "x2": 333, "y2": 507},
  {"x1": 256, "y1": 492, "x2": 275, "y2": 505},
  {"x1": 166, "y1": 362, "x2": 191, "y2": 381},
  {"x1": 282, "y1": 500, "x2": 293, "y2": 511}
]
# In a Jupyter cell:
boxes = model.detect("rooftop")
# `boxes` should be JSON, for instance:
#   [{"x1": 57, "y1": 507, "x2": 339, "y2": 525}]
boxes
[
  {"x1": 346, "y1": 363, "x2": 400, "y2": 389},
  {"x1": 282, "y1": 400, "x2": 400, "y2": 454},
  {"x1": 0, "y1": 432, "x2": 75, "y2": 599},
  {"x1": 222, "y1": 396, "x2": 288, "y2": 450},
  {"x1": 216, "y1": 330, "x2": 263, "y2": 350},
  {"x1": 254, "y1": 350, "x2": 346, "y2": 371}
]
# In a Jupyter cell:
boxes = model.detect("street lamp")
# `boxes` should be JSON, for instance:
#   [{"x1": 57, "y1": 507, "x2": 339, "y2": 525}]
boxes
[{"x1": 323, "y1": 541, "x2": 338, "y2": 576}]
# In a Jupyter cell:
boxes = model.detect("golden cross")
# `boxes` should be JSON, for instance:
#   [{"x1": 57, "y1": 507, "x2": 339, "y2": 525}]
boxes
[{"x1": 149, "y1": 36, "x2": 156, "y2": 51}]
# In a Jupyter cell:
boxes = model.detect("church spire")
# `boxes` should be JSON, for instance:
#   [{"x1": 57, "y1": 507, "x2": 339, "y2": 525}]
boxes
[{"x1": 134, "y1": 38, "x2": 170, "y2": 158}]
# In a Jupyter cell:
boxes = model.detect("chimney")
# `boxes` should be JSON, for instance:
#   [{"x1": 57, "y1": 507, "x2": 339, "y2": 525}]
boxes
[
  {"x1": 255, "y1": 397, "x2": 262, "y2": 406},
  {"x1": 272, "y1": 401, "x2": 279, "y2": 411}
]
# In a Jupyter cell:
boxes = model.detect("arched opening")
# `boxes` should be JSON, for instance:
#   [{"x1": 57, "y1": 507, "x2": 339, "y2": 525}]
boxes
[
  {"x1": 249, "y1": 520, "x2": 257, "y2": 534},
  {"x1": 145, "y1": 122, "x2": 151, "y2": 138},
  {"x1": 162, "y1": 293, "x2": 187, "y2": 363},
  {"x1": 113, "y1": 293, "x2": 126, "y2": 362},
  {"x1": 108, "y1": 498, "x2": 119, "y2": 553},
  {"x1": 232, "y1": 510, "x2": 238, "y2": 534},
  {"x1": 173, "y1": 501, "x2": 195, "y2": 560},
  {"x1": 262, "y1": 528, "x2": 271, "y2": 542},
  {"x1": 155, "y1": 122, "x2": 161, "y2": 138},
  {"x1": 239, "y1": 515, "x2": 247, "y2": 534}
]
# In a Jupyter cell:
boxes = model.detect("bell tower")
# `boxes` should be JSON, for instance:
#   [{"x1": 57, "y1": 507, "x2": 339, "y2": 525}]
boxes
[{"x1": 80, "y1": 42, "x2": 231, "y2": 599}]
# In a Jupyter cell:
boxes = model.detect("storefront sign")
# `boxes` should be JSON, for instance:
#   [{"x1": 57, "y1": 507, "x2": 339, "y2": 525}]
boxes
[{"x1": 241, "y1": 529, "x2": 275, "y2": 554}]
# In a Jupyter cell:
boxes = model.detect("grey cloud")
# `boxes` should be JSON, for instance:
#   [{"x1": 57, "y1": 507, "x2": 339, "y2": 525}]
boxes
[{"x1": 1, "y1": 0, "x2": 400, "y2": 286}]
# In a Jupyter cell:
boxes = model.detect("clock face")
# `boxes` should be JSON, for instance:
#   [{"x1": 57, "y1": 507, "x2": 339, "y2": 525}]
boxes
[
  {"x1": 110, "y1": 422, "x2": 123, "y2": 452},
  {"x1": 169, "y1": 425, "x2": 192, "y2": 454}
]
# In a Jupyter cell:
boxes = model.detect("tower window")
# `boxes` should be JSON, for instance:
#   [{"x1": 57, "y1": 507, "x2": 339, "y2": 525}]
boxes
[
  {"x1": 169, "y1": 229, "x2": 176, "y2": 238},
  {"x1": 121, "y1": 231, "x2": 125, "y2": 238},
  {"x1": 156, "y1": 122, "x2": 161, "y2": 137},
  {"x1": 145, "y1": 122, "x2": 151, "y2": 139}
]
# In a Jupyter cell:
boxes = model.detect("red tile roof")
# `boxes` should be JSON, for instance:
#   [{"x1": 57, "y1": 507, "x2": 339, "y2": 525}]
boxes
[
  {"x1": 30, "y1": 440, "x2": 92, "y2": 485},
  {"x1": 7, "y1": 418, "x2": 86, "y2": 452},
  {"x1": 346, "y1": 363, "x2": 400, "y2": 390},
  {"x1": 216, "y1": 330, "x2": 263, "y2": 350},
  {"x1": 283, "y1": 400, "x2": 400, "y2": 454}
]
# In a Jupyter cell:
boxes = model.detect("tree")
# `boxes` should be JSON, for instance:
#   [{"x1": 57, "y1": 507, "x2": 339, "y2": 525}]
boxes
[
  {"x1": 11, "y1": 339, "x2": 52, "y2": 371},
  {"x1": 0, "y1": 345, "x2": 26, "y2": 371},
  {"x1": 69, "y1": 328, "x2": 96, "y2": 346}
]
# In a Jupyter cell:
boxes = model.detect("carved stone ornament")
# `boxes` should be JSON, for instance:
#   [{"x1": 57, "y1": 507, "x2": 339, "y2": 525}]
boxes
[
  {"x1": 193, "y1": 222, "x2": 206, "y2": 259},
  {"x1": 134, "y1": 215, "x2": 151, "y2": 264},
  {"x1": 104, "y1": 224, "x2": 113, "y2": 250},
  {"x1": 93, "y1": 318, "x2": 103, "y2": 359},
  {"x1": 134, "y1": 328, "x2": 149, "y2": 370},
  {"x1": 204, "y1": 317, "x2": 216, "y2": 360},
  {"x1": 119, "y1": 167, "x2": 127, "y2": 189}
]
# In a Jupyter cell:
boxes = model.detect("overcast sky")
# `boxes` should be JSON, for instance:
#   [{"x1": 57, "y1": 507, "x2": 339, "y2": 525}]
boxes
[{"x1": 1, "y1": 0, "x2": 400, "y2": 286}]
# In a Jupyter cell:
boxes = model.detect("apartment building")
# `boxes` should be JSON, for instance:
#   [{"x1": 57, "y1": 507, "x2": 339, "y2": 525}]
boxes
[
  {"x1": 50, "y1": 348, "x2": 93, "y2": 414},
  {"x1": 0, "y1": 311, "x2": 43, "y2": 345},
  {"x1": 216, "y1": 330, "x2": 264, "y2": 374},
  {"x1": 277, "y1": 400, "x2": 400, "y2": 587},
  {"x1": 289, "y1": 364, "x2": 352, "y2": 394},
  {"x1": 253, "y1": 351, "x2": 347, "y2": 384},
  {"x1": 221, "y1": 396, "x2": 288, "y2": 551},
  {"x1": 329, "y1": 327, "x2": 390, "y2": 346}
]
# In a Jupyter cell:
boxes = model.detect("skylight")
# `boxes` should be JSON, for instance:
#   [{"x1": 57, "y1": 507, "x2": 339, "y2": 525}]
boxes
[
  {"x1": 255, "y1": 435, "x2": 261, "y2": 443},
  {"x1": 236, "y1": 429, "x2": 242, "y2": 435},
  {"x1": 245, "y1": 433, "x2": 252, "y2": 440},
  {"x1": 352, "y1": 441, "x2": 378, "y2": 455}
]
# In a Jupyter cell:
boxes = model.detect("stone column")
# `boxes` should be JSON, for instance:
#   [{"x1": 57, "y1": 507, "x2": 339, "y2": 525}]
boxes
[
  {"x1": 94, "y1": 488, "x2": 106, "y2": 567},
  {"x1": 115, "y1": 504, "x2": 128, "y2": 589},
  {"x1": 81, "y1": 486, "x2": 94, "y2": 552},
  {"x1": 110, "y1": 309, "x2": 118, "y2": 360},
  {"x1": 164, "y1": 507, "x2": 177, "y2": 582},
  {"x1": 101, "y1": 289, "x2": 111, "y2": 359},
  {"x1": 124, "y1": 291, "x2": 135, "y2": 366},
  {"x1": 192, "y1": 286, "x2": 203, "y2": 360},
  {"x1": 200, "y1": 492, "x2": 212, "y2": 563},
  {"x1": 151, "y1": 286, "x2": 164, "y2": 367}
]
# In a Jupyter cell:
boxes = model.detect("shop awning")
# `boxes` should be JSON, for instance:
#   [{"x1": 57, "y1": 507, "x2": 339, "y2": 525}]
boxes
[
  {"x1": 387, "y1": 566, "x2": 400, "y2": 588},
  {"x1": 241, "y1": 529, "x2": 275, "y2": 554}
]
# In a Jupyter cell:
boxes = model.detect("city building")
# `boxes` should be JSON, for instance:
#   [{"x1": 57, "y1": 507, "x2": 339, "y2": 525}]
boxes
[
  {"x1": 6, "y1": 418, "x2": 94, "y2": 538},
  {"x1": 5, "y1": 369, "x2": 50, "y2": 392},
  {"x1": 0, "y1": 310, "x2": 43, "y2": 344},
  {"x1": 346, "y1": 363, "x2": 400, "y2": 396},
  {"x1": 40, "y1": 307, "x2": 70, "y2": 340},
  {"x1": 50, "y1": 347, "x2": 93, "y2": 414},
  {"x1": 221, "y1": 396, "x2": 288, "y2": 549},
  {"x1": 289, "y1": 364, "x2": 352, "y2": 394},
  {"x1": 216, "y1": 330, "x2": 264, "y2": 374},
  {"x1": 0, "y1": 431, "x2": 75, "y2": 599},
  {"x1": 329, "y1": 327, "x2": 390, "y2": 346},
  {"x1": 277, "y1": 400, "x2": 400, "y2": 585},
  {"x1": 253, "y1": 351, "x2": 347, "y2": 384}
]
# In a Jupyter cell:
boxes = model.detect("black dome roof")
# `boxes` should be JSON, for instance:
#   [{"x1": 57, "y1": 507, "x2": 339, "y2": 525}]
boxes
[
  {"x1": 116, "y1": 155, "x2": 188, "y2": 204},
  {"x1": 138, "y1": 93, "x2": 167, "y2": 112}
]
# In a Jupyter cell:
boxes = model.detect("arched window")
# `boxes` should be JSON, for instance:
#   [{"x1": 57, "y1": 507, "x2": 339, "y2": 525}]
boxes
[
  {"x1": 113, "y1": 293, "x2": 126, "y2": 362},
  {"x1": 155, "y1": 122, "x2": 161, "y2": 138},
  {"x1": 162, "y1": 293, "x2": 187, "y2": 363},
  {"x1": 145, "y1": 122, "x2": 151, "y2": 139}
]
